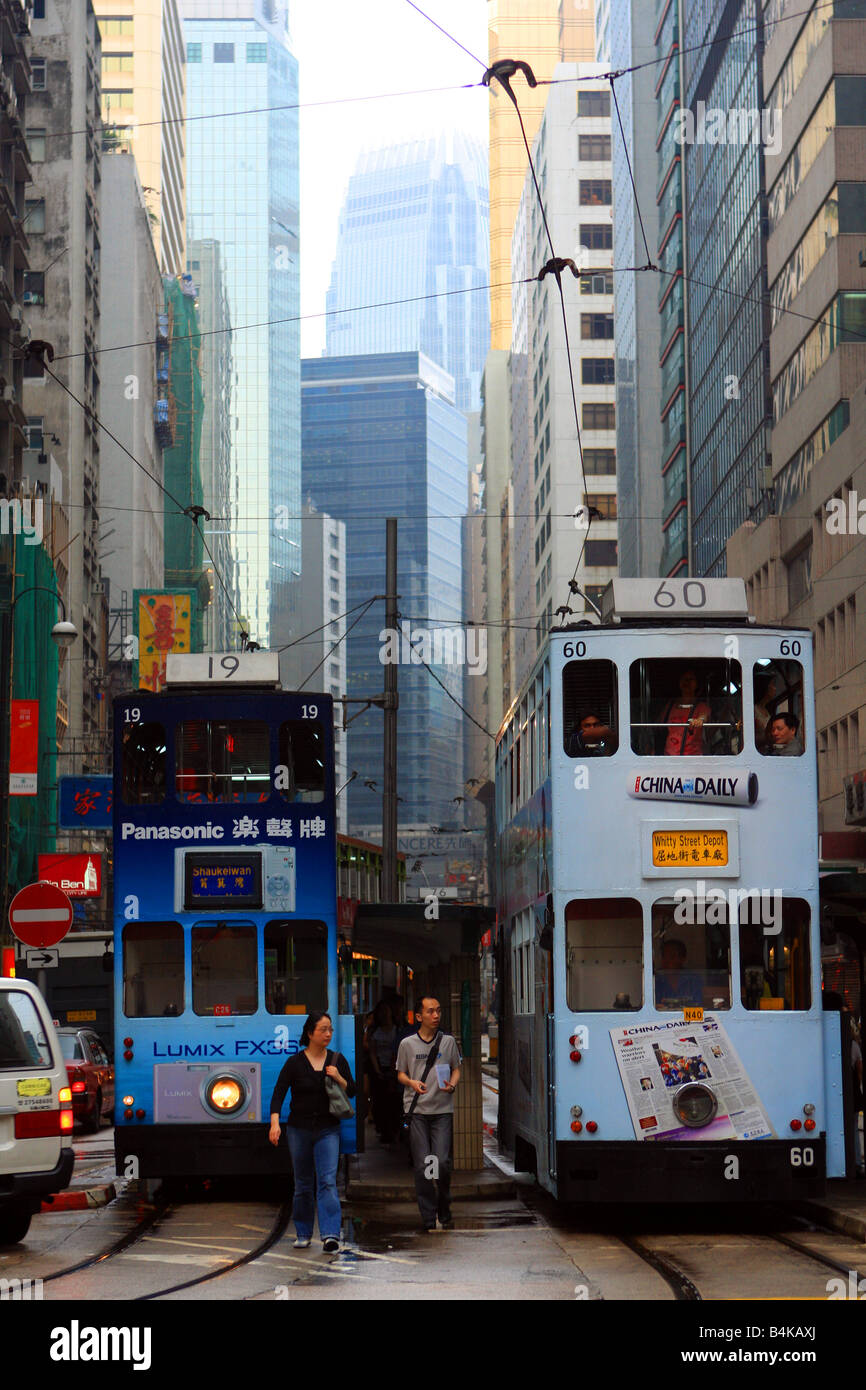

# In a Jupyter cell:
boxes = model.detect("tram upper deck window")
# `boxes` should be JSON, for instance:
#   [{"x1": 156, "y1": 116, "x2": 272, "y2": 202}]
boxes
[
  {"x1": 123, "y1": 922, "x2": 184, "y2": 1017},
  {"x1": 562, "y1": 659, "x2": 618, "y2": 756},
  {"x1": 753, "y1": 659, "x2": 805, "y2": 756},
  {"x1": 740, "y1": 899, "x2": 811, "y2": 1010},
  {"x1": 176, "y1": 720, "x2": 270, "y2": 802},
  {"x1": 278, "y1": 721, "x2": 325, "y2": 802},
  {"x1": 652, "y1": 901, "x2": 731, "y2": 1010},
  {"x1": 264, "y1": 919, "x2": 327, "y2": 1014},
  {"x1": 121, "y1": 722, "x2": 166, "y2": 804},
  {"x1": 630, "y1": 659, "x2": 743, "y2": 756},
  {"x1": 192, "y1": 923, "x2": 257, "y2": 1016},
  {"x1": 566, "y1": 898, "x2": 643, "y2": 1010}
]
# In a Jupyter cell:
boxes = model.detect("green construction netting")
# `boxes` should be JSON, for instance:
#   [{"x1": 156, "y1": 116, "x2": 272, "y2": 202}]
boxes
[
  {"x1": 4, "y1": 534, "x2": 59, "y2": 900},
  {"x1": 162, "y1": 276, "x2": 208, "y2": 648}
]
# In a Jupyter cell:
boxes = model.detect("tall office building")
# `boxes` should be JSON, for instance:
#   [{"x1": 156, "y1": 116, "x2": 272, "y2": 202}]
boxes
[
  {"x1": 184, "y1": 0, "x2": 300, "y2": 656},
  {"x1": 487, "y1": 0, "x2": 595, "y2": 349},
  {"x1": 325, "y1": 134, "x2": 489, "y2": 412},
  {"x1": 93, "y1": 0, "x2": 186, "y2": 274},
  {"x1": 604, "y1": 0, "x2": 662, "y2": 579},
  {"x1": 302, "y1": 353, "x2": 468, "y2": 833}
]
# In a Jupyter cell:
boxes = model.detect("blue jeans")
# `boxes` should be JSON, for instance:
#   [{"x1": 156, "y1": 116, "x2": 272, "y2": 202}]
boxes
[{"x1": 286, "y1": 1124, "x2": 342, "y2": 1240}]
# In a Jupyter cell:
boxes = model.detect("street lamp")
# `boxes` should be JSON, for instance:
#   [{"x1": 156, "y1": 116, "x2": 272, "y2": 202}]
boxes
[{"x1": 0, "y1": 585, "x2": 78, "y2": 967}]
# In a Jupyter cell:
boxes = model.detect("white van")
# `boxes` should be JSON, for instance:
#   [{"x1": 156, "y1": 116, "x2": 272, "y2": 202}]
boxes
[{"x1": 0, "y1": 978, "x2": 74, "y2": 1243}]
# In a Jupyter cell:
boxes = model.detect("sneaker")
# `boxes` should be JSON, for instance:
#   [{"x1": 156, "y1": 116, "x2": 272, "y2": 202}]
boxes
[
  {"x1": 439, "y1": 1216, "x2": 454, "y2": 1230},
  {"x1": 322, "y1": 1237, "x2": 340, "y2": 1253},
  {"x1": 293, "y1": 1237, "x2": 311, "y2": 1249}
]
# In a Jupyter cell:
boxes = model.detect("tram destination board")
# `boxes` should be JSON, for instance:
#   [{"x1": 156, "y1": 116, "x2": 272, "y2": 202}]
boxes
[
  {"x1": 183, "y1": 851, "x2": 263, "y2": 910},
  {"x1": 652, "y1": 829, "x2": 728, "y2": 867}
]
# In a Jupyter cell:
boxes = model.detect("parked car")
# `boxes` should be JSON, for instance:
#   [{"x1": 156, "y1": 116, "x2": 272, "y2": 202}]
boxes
[
  {"x1": 55, "y1": 1028, "x2": 115, "y2": 1133},
  {"x1": 0, "y1": 979, "x2": 74, "y2": 1244}
]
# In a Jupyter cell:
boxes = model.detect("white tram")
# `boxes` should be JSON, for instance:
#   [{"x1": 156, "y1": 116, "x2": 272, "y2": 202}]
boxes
[{"x1": 494, "y1": 578, "x2": 847, "y2": 1201}]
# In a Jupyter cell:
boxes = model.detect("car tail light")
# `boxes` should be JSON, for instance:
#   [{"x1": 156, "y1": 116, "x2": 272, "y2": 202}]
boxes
[
  {"x1": 790, "y1": 1119, "x2": 802, "y2": 1131},
  {"x1": 60, "y1": 1109, "x2": 74, "y2": 1132},
  {"x1": 71, "y1": 1080, "x2": 86, "y2": 1093},
  {"x1": 15, "y1": 1109, "x2": 61, "y2": 1138}
]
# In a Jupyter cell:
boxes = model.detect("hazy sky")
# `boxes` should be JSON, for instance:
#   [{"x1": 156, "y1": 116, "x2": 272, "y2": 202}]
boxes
[{"x1": 292, "y1": 0, "x2": 489, "y2": 357}]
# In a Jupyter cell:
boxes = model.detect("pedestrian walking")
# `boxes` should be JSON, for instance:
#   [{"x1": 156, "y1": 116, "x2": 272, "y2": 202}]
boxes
[
  {"x1": 396, "y1": 997, "x2": 461, "y2": 1232},
  {"x1": 268, "y1": 1011, "x2": 355, "y2": 1253}
]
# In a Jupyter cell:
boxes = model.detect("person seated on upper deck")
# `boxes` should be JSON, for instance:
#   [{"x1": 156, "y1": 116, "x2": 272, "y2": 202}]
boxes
[
  {"x1": 654, "y1": 938, "x2": 704, "y2": 1007},
  {"x1": 766, "y1": 711, "x2": 804, "y2": 757},
  {"x1": 659, "y1": 668, "x2": 711, "y2": 756},
  {"x1": 567, "y1": 710, "x2": 617, "y2": 757}
]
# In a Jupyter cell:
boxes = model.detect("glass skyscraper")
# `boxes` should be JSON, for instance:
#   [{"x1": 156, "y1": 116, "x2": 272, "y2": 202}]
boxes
[
  {"x1": 302, "y1": 353, "x2": 468, "y2": 831},
  {"x1": 184, "y1": 0, "x2": 299, "y2": 651},
  {"x1": 325, "y1": 134, "x2": 489, "y2": 412}
]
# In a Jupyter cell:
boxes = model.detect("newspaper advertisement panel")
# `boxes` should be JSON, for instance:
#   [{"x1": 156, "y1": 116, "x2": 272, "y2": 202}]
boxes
[{"x1": 610, "y1": 1015, "x2": 774, "y2": 1141}]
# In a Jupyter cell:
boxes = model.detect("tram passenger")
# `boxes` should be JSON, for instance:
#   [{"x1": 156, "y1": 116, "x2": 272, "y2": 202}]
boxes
[
  {"x1": 567, "y1": 711, "x2": 616, "y2": 757},
  {"x1": 268, "y1": 1011, "x2": 355, "y2": 1253},
  {"x1": 766, "y1": 712, "x2": 803, "y2": 756},
  {"x1": 653, "y1": 939, "x2": 703, "y2": 1007},
  {"x1": 659, "y1": 669, "x2": 711, "y2": 756}
]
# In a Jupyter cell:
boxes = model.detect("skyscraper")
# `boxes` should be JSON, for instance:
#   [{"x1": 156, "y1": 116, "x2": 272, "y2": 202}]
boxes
[
  {"x1": 184, "y1": 0, "x2": 299, "y2": 655},
  {"x1": 325, "y1": 133, "x2": 489, "y2": 412}
]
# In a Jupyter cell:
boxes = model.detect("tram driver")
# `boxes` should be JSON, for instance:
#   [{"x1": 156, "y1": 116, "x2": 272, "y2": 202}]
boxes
[
  {"x1": 567, "y1": 710, "x2": 617, "y2": 757},
  {"x1": 654, "y1": 938, "x2": 704, "y2": 1008}
]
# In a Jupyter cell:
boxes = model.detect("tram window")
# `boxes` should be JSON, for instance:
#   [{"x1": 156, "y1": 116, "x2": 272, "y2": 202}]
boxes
[
  {"x1": 652, "y1": 902, "x2": 731, "y2": 1010},
  {"x1": 265, "y1": 919, "x2": 328, "y2": 1014},
  {"x1": 191, "y1": 923, "x2": 257, "y2": 1016},
  {"x1": 512, "y1": 909, "x2": 535, "y2": 1013},
  {"x1": 630, "y1": 659, "x2": 743, "y2": 756},
  {"x1": 563, "y1": 660, "x2": 618, "y2": 756},
  {"x1": 753, "y1": 660, "x2": 805, "y2": 756},
  {"x1": 123, "y1": 922, "x2": 184, "y2": 1017},
  {"x1": 121, "y1": 722, "x2": 166, "y2": 804},
  {"x1": 278, "y1": 722, "x2": 325, "y2": 802},
  {"x1": 565, "y1": 898, "x2": 643, "y2": 1011},
  {"x1": 740, "y1": 898, "x2": 811, "y2": 1010},
  {"x1": 176, "y1": 721, "x2": 270, "y2": 801}
]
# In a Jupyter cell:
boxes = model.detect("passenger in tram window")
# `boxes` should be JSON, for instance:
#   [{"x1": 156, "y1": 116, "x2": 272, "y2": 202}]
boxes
[
  {"x1": 766, "y1": 711, "x2": 803, "y2": 756},
  {"x1": 654, "y1": 938, "x2": 703, "y2": 1007},
  {"x1": 659, "y1": 669, "x2": 711, "y2": 756},
  {"x1": 566, "y1": 710, "x2": 616, "y2": 757}
]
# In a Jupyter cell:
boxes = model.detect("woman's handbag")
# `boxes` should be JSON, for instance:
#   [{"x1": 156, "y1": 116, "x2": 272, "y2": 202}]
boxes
[{"x1": 324, "y1": 1051, "x2": 354, "y2": 1119}]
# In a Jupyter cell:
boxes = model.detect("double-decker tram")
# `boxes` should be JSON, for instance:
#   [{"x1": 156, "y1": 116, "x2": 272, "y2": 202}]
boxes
[
  {"x1": 112, "y1": 652, "x2": 355, "y2": 1178},
  {"x1": 495, "y1": 578, "x2": 846, "y2": 1202}
]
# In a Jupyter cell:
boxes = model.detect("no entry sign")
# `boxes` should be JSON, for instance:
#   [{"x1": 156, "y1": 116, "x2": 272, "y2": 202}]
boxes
[{"x1": 8, "y1": 882, "x2": 74, "y2": 948}]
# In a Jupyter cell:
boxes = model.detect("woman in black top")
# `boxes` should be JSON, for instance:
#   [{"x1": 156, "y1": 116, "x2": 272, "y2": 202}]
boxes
[{"x1": 268, "y1": 1011, "x2": 355, "y2": 1253}]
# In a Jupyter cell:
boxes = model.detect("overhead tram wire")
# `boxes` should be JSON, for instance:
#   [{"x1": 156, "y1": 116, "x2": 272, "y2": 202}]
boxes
[
  {"x1": 296, "y1": 596, "x2": 379, "y2": 693},
  {"x1": 400, "y1": 619, "x2": 496, "y2": 743},
  {"x1": 401, "y1": 0, "x2": 488, "y2": 69},
  {"x1": 275, "y1": 598, "x2": 384, "y2": 655}
]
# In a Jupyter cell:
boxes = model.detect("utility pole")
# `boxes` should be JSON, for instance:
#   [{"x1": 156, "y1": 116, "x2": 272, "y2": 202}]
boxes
[{"x1": 382, "y1": 517, "x2": 398, "y2": 901}]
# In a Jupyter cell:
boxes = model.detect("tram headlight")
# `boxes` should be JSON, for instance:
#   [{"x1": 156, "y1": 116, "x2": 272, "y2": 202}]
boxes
[
  {"x1": 203, "y1": 1073, "x2": 247, "y2": 1116},
  {"x1": 672, "y1": 1082, "x2": 718, "y2": 1129}
]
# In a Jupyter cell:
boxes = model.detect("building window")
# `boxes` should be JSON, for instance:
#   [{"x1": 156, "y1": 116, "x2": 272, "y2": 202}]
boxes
[
  {"x1": 103, "y1": 53, "x2": 134, "y2": 72},
  {"x1": 26, "y1": 128, "x2": 46, "y2": 161},
  {"x1": 579, "y1": 223, "x2": 612, "y2": 250},
  {"x1": 583, "y1": 404, "x2": 615, "y2": 431},
  {"x1": 584, "y1": 446, "x2": 616, "y2": 472},
  {"x1": 579, "y1": 134, "x2": 611, "y2": 161},
  {"x1": 585, "y1": 539, "x2": 618, "y2": 567},
  {"x1": 246, "y1": 43, "x2": 267, "y2": 61},
  {"x1": 581, "y1": 313, "x2": 614, "y2": 340},
  {"x1": 214, "y1": 43, "x2": 235, "y2": 62},
  {"x1": 23, "y1": 270, "x2": 45, "y2": 306},
  {"x1": 578, "y1": 90, "x2": 610, "y2": 118},
  {"x1": 585, "y1": 492, "x2": 617, "y2": 520},
  {"x1": 582, "y1": 358, "x2": 615, "y2": 385},
  {"x1": 580, "y1": 272, "x2": 613, "y2": 295},
  {"x1": 187, "y1": 42, "x2": 202, "y2": 62},
  {"x1": 33, "y1": 0, "x2": 45, "y2": 14},
  {"x1": 103, "y1": 89, "x2": 134, "y2": 113},
  {"x1": 24, "y1": 200, "x2": 45, "y2": 234},
  {"x1": 24, "y1": 417, "x2": 43, "y2": 450},
  {"x1": 98, "y1": 16, "x2": 134, "y2": 36},
  {"x1": 31, "y1": 57, "x2": 46, "y2": 89},
  {"x1": 579, "y1": 179, "x2": 612, "y2": 205}
]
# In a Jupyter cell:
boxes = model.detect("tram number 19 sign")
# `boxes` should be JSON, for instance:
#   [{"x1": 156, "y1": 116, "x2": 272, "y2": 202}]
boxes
[{"x1": 8, "y1": 882, "x2": 74, "y2": 948}]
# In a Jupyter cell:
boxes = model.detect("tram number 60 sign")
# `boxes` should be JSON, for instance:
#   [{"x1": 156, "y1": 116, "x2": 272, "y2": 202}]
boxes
[
  {"x1": 654, "y1": 580, "x2": 707, "y2": 609},
  {"x1": 789, "y1": 1147, "x2": 814, "y2": 1166}
]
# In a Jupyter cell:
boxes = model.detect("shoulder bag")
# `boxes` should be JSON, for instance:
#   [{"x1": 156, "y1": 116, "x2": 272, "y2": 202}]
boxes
[
  {"x1": 324, "y1": 1050, "x2": 354, "y2": 1120},
  {"x1": 401, "y1": 1031, "x2": 442, "y2": 1131}
]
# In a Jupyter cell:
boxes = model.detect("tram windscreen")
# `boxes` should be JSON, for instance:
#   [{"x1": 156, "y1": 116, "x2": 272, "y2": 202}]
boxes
[
  {"x1": 630, "y1": 658, "x2": 742, "y2": 755},
  {"x1": 176, "y1": 721, "x2": 270, "y2": 802},
  {"x1": 753, "y1": 659, "x2": 805, "y2": 756},
  {"x1": 123, "y1": 922, "x2": 184, "y2": 1017},
  {"x1": 191, "y1": 924, "x2": 257, "y2": 1016},
  {"x1": 652, "y1": 902, "x2": 731, "y2": 1010},
  {"x1": 121, "y1": 722, "x2": 166, "y2": 804},
  {"x1": 278, "y1": 722, "x2": 326, "y2": 802},
  {"x1": 264, "y1": 920, "x2": 328, "y2": 1014},
  {"x1": 562, "y1": 660, "x2": 618, "y2": 756},
  {"x1": 740, "y1": 899, "x2": 811, "y2": 1009},
  {"x1": 565, "y1": 899, "x2": 643, "y2": 1011}
]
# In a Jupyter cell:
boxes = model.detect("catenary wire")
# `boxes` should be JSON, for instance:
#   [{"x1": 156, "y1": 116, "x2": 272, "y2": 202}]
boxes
[
  {"x1": 296, "y1": 596, "x2": 379, "y2": 692},
  {"x1": 398, "y1": 614, "x2": 496, "y2": 741},
  {"x1": 400, "y1": 0, "x2": 488, "y2": 69}
]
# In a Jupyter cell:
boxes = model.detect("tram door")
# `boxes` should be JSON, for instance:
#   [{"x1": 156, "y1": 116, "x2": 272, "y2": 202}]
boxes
[{"x1": 821, "y1": 920, "x2": 864, "y2": 1175}]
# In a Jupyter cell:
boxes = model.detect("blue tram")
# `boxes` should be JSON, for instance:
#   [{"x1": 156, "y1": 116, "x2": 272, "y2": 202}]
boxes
[
  {"x1": 112, "y1": 652, "x2": 356, "y2": 1178},
  {"x1": 494, "y1": 578, "x2": 846, "y2": 1202}
]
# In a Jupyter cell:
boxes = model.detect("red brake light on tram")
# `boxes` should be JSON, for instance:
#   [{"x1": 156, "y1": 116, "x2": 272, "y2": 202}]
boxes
[
  {"x1": 123, "y1": 1037, "x2": 133, "y2": 1048},
  {"x1": 586, "y1": 1121, "x2": 598, "y2": 1133},
  {"x1": 136, "y1": 1109, "x2": 146, "y2": 1120},
  {"x1": 123, "y1": 1050, "x2": 133, "y2": 1062},
  {"x1": 804, "y1": 1119, "x2": 816, "y2": 1132},
  {"x1": 789, "y1": 1119, "x2": 802, "y2": 1131},
  {"x1": 571, "y1": 1120, "x2": 582, "y2": 1134},
  {"x1": 124, "y1": 1108, "x2": 134, "y2": 1121},
  {"x1": 569, "y1": 1050, "x2": 582, "y2": 1063}
]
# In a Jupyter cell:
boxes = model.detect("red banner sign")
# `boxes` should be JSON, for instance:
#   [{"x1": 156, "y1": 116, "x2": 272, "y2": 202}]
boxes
[
  {"x1": 37, "y1": 853, "x2": 102, "y2": 899},
  {"x1": 9, "y1": 699, "x2": 38, "y2": 795}
]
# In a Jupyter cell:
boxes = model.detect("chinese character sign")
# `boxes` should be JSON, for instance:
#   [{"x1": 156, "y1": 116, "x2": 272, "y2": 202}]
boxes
[
  {"x1": 135, "y1": 590, "x2": 194, "y2": 692},
  {"x1": 59, "y1": 776, "x2": 113, "y2": 828},
  {"x1": 9, "y1": 699, "x2": 38, "y2": 795}
]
